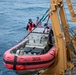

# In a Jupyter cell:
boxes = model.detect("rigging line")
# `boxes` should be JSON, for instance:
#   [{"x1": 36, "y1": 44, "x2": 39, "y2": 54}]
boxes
[
  {"x1": 69, "y1": 28, "x2": 76, "y2": 35},
  {"x1": 47, "y1": 15, "x2": 50, "y2": 24},
  {"x1": 42, "y1": 9, "x2": 51, "y2": 23},
  {"x1": 42, "y1": 14, "x2": 49, "y2": 22},
  {"x1": 63, "y1": 32, "x2": 76, "y2": 54}
]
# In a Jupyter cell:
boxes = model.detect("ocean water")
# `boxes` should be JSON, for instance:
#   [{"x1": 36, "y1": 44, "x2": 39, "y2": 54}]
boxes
[
  {"x1": 0, "y1": 0, "x2": 76, "y2": 75},
  {"x1": 0, "y1": 0, "x2": 50, "y2": 75}
]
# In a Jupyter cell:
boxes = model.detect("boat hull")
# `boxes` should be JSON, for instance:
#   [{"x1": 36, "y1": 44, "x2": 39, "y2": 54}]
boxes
[
  {"x1": 3, "y1": 38, "x2": 56, "y2": 70},
  {"x1": 3, "y1": 28, "x2": 56, "y2": 71}
]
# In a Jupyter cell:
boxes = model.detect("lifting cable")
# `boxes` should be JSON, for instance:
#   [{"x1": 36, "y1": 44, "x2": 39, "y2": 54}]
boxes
[{"x1": 64, "y1": 30, "x2": 76, "y2": 55}]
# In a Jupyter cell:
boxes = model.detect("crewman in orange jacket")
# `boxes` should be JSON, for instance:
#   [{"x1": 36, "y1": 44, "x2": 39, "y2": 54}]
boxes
[{"x1": 26, "y1": 19, "x2": 36, "y2": 31}]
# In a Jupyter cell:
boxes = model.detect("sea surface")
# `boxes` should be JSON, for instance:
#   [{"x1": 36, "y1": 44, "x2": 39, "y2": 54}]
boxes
[{"x1": 0, "y1": 0, "x2": 76, "y2": 75}]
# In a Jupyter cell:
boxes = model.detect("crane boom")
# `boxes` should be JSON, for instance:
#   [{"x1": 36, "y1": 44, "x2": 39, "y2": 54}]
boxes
[{"x1": 39, "y1": 0, "x2": 76, "y2": 75}]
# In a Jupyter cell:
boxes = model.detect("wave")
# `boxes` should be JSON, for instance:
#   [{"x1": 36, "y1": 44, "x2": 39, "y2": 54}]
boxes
[{"x1": 13, "y1": 6, "x2": 48, "y2": 11}]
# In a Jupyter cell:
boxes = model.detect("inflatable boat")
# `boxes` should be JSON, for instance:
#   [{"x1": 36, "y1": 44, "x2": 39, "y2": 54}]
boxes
[{"x1": 3, "y1": 28, "x2": 56, "y2": 71}]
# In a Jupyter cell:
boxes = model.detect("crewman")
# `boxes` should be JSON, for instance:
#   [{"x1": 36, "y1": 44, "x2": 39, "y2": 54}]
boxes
[
  {"x1": 43, "y1": 23, "x2": 50, "y2": 33},
  {"x1": 48, "y1": 28, "x2": 54, "y2": 49},
  {"x1": 44, "y1": 23, "x2": 50, "y2": 29},
  {"x1": 36, "y1": 17, "x2": 39, "y2": 25},
  {"x1": 26, "y1": 19, "x2": 36, "y2": 31},
  {"x1": 36, "y1": 17, "x2": 42, "y2": 28}
]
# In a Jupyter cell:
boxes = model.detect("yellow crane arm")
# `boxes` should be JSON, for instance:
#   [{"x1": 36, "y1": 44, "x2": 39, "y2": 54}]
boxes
[
  {"x1": 39, "y1": 0, "x2": 76, "y2": 75},
  {"x1": 66, "y1": 0, "x2": 76, "y2": 21}
]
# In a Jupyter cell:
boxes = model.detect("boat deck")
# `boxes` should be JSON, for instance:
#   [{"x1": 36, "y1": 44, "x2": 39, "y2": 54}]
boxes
[{"x1": 12, "y1": 28, "x2": 50, "y2": 56}]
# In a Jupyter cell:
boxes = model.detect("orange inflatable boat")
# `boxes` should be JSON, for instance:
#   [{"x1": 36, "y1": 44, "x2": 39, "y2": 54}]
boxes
[{"x1": 3, "y1": 28, "x2": 56, "y2": 70}]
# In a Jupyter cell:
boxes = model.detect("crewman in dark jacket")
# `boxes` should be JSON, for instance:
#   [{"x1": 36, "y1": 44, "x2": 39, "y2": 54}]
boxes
[
  {"x1": 48, "y1": 28, "x2": 54, "y2": 49},
  {"x1": 43, "y1": 23, "x2": 50, "y2": 33},
  {"x1": 26, "y1": 19, "x2": 36, "y2": 31}
]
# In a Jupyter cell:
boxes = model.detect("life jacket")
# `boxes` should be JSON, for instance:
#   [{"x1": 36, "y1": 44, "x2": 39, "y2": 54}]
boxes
[
  {"x1": 36, "y1": 20, "x2": 42, "y2": 28},
  {"x1": 27, "y1": 23, "x2": 35, "y2": 31},
  {"x1": 36, "y1": 20, "x2": 38, "y2": 25},
  {"x1": 31, "y1": 23, "x2": 35, "y2": 29},
  {"x1": 28, "y1": 24, "x2": 32, "y2": 31}
]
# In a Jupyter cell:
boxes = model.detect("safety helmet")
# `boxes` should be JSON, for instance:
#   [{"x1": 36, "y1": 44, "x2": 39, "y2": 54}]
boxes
[
  {"x1": 29, "y1": 19, "x2": 32, "y2": 23},
  {"x1": 44, "y1": 23, "x2": 48, "y2": 26},
  {"x1": 37, "y1": 17, "x2": 39, "y2": 19}
]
